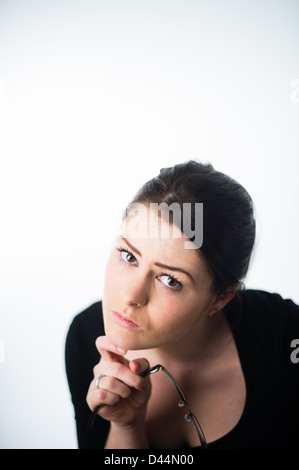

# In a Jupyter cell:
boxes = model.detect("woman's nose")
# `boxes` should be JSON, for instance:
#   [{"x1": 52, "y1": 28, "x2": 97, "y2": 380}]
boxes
[{"x1": 121, "y1": 275, "x2": 149, "y2": 307}]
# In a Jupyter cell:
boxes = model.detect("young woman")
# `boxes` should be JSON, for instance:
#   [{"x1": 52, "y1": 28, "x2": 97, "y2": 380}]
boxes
[{"x1": 65, "y1": 161, "x2": 299, "y2": 449}]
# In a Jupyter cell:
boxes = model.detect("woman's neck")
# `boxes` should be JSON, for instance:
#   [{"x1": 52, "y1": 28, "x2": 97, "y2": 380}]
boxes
[{"x1": 128, "y1": 310, "x2": 232, "y2": 375}]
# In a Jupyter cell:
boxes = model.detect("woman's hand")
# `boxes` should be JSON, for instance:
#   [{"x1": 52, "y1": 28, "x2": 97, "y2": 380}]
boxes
[{"x1": 86, "y1": 336, "x2": 152, "y2": 431}]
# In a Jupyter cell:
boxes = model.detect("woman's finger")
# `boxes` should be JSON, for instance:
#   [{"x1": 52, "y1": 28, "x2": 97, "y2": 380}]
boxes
[
  {"x1": 129, "y1": 357, "x2": 151, "y2": 375},
  {"x1": 95, "y1": 335, "x2": 127, "y2": 362},
  {"x1": 94, "y1": 375, "x2": 133, "y2": 399},
  {"x1": 100, "y1": 361, "x2": 148, "y2": 392},
  {"x1": 87, "y1": 386, "x2": 121, "y2": 410}
]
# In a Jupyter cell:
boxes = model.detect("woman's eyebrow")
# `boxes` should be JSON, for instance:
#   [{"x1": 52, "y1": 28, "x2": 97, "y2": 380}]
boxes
[{"x1": 119, "y1": 236, "x2": 195, "y2": 283}]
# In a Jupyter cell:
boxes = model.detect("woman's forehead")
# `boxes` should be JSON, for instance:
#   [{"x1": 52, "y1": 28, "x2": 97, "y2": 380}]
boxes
[
  {"x1": 121, "y1": 206, "x2": 186, "y2": 248},
  {"x1": 119, "y1": 206, "x2": 212, "y2": 280},
  {"x1": 122, "y1": 204, "x2": 200, "y2": 250},
  {"x1": 123, "y1": 201, "x2": 203, "y2": 251}
]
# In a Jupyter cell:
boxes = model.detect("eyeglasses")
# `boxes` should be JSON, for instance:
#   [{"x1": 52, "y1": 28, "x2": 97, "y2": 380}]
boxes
[
  {"x1": 88, "y1": 363, "x2": 208, "y2": 449},
  {"x1": 140, "y1": 364, "x2": 207, "y2": 449}
]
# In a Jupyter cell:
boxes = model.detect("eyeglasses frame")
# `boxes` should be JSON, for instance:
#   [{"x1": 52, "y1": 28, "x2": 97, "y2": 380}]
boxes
[
  {"x1": 88, "y1": 363, "x2": 207, "y2": 449},
  {"x1": 140, "y1": 364, "x2": 207, "y2": 449}
]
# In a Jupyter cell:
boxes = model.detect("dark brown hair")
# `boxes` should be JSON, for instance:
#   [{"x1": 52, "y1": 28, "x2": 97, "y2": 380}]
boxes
[{"x1": 125, "y1": 160, "x2": 256, "y2": 295}]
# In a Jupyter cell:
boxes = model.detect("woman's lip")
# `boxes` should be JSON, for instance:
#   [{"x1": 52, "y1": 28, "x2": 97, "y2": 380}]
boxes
[{"x1": 112, "y1": 311, "x2": 141, "y2": 329}]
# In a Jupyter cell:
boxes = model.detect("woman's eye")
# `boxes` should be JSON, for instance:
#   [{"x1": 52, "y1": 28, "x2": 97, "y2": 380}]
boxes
[
  {"x1": 119, "y1": 249, "x2": 137, "y2": 265},
  {"x1": 159, "y1": 274, "x2": 182, "y2": 291},
  {"x1": 117, "y1": 247, "x2": 183, "y2": 292}
]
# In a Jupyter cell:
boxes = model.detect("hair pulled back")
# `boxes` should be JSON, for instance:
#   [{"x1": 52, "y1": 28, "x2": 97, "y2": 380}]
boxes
[{"x1": 126, "y1": 160, "x2": 256, "y2": 294}]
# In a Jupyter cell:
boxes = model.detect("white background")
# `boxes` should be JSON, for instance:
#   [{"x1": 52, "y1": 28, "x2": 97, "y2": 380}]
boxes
[{"x1": 0, "y1": 0, "x2": 298, "y2": 448}]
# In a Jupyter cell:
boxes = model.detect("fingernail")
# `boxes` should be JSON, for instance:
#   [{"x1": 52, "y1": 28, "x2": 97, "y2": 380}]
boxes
[{"x1": 117, "y1": 346, "x2": 126, "y2": 354}]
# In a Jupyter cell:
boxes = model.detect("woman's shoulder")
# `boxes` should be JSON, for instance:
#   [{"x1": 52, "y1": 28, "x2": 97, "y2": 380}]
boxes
[
  {"x1": 65, "y1": 300, "x2": 104, "y2": 369},
  {"x1": 235, "y1": 289, "x2": 299, "y2": 380},
  {"x1": 69, "y1": 300, "x2": 103, "y2": 328},
  {"x1": 241, "y1": 288, "x2": 298, "y2": 305},
  {"x1": 240, "y1": 288, "x2": 299, "y2": 321},
  {"x1": 227, "y1": 288, "x2": 299, "y2": 359}
]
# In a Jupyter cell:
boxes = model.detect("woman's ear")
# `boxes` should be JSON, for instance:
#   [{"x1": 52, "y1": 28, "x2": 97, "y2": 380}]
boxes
[{"x1": 207, "y1": 284, "x2": 239, "y2": 317}]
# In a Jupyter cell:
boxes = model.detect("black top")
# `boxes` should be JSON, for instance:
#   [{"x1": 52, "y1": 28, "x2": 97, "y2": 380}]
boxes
[{"x1": 65, "y1": 290, "x2": 299, "y2": 449}]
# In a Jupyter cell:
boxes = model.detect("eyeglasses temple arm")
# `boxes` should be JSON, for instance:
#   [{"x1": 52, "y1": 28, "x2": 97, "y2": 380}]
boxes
[{"x1": 139, "y1": 364, "x2": 162, "y2": 376}]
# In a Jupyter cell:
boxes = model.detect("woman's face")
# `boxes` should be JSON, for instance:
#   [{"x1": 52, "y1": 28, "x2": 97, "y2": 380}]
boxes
[{"x1": 102, "y1": 205, "x2": 217, "y2": 351}]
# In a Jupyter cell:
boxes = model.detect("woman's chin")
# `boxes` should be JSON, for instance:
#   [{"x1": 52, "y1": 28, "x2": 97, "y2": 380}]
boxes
[{"x1": 105, "y1": 327, "x2": 145, "y2": 351}]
